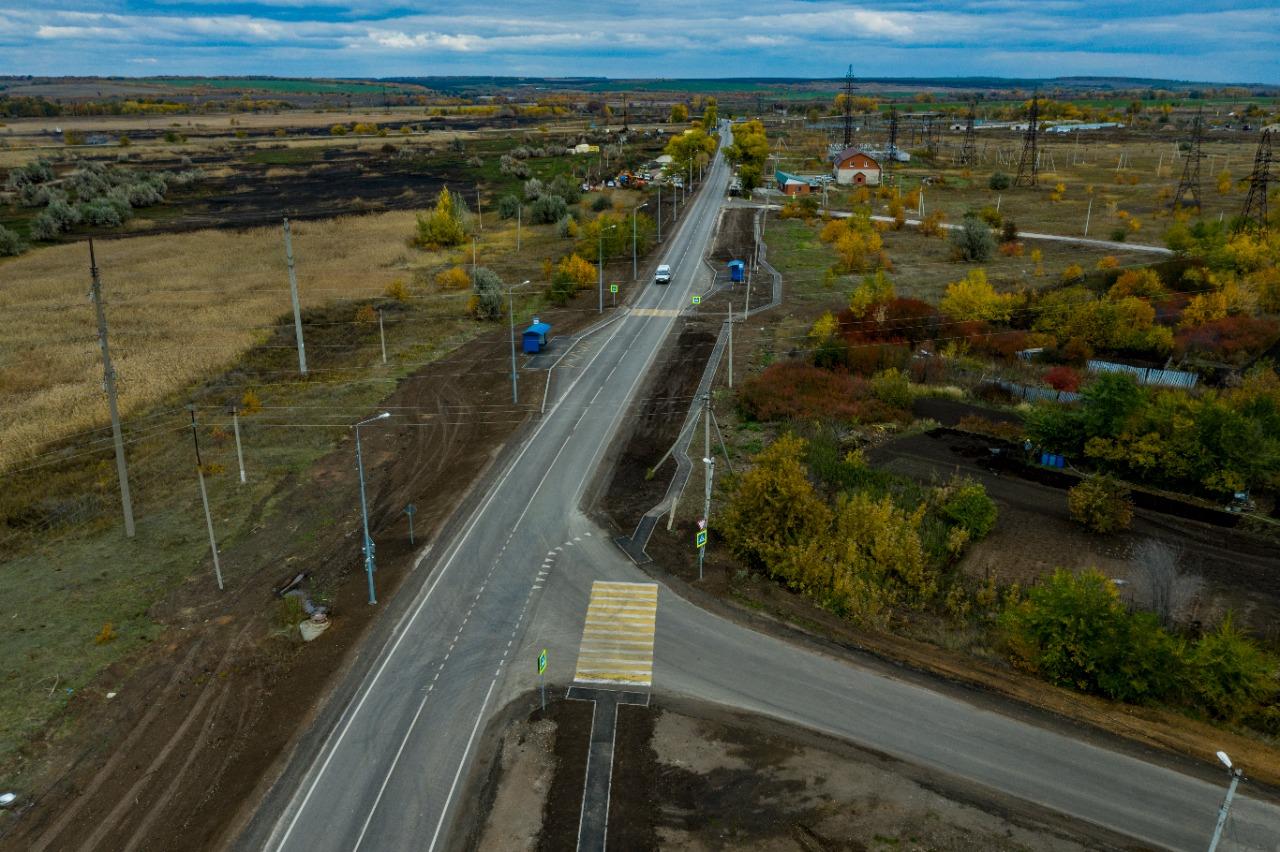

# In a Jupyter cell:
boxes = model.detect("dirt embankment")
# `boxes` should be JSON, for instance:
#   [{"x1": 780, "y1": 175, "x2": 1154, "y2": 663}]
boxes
[
  {"x1": 0, "y1": 290, "x2": 612, "y2": 851},
  {"x1": 470, "y1": 697, "x2": 1132, "y2": 851}
]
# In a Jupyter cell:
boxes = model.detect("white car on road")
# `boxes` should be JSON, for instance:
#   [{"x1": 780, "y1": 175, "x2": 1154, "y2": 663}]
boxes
[{"x1": 655, "y1": 264, "x2": 672, "y2": 285}]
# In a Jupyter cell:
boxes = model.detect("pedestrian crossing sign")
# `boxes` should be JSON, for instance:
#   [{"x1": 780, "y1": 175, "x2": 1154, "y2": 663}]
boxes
[
  {"x1": 537, "y1": 648, "x2": 547, "y2": 675},
  {"x1": 695, "y1": 529, "x2": 708, "y2": 548},
  {"x1": 691, "y1": 295, "x2": 702, "y2": 305}
]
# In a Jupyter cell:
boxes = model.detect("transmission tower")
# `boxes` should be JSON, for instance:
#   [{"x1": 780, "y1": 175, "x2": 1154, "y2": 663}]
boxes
[
  {"x1": 923, "y1": 114, "x2": 938, "y2": 157},
  {"x1": 1172, "y1": 109, "x2": 1205, "y2": 210},
  {"x1": 1240, "y1": 128, "x2": 1273, "y2": 230},
  {"x1": 886, "y1": 106, "x2": 899, "y2": 173},
  {"x1": 1014, "y1": 96, "x2": 1039, "y2": 187},
  {"x1": 959, "y1": 100, "x2": 977, "y2": 166},
  {"x1": 841, "y1": 64, "x2": 856, "y2": 149}
]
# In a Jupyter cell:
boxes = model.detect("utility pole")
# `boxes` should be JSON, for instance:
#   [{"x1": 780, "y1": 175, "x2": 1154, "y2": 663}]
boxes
[
  {"x1": 597, "y1": 223, "x2": 615, "y2": 314},
  {"x1": 656, "y1": 188, "x2": 662, "y2": 243},
  {"x1": 377, "y1": 308, "x2": 387, "y2": 364},
  {"x1": 631, "y1": 204, "x2": 640, "y2": 281},
  {"x1": 232, "y1": 406, "x2": 246, "y2": 484},
  {"x1": 516, "y1": 204, "x2": 522, "y2": 253},
  {"x1": 959, "y1": 100, "x2": 977, "y2": 166},
  {"x1": 726, "y1": 303, "x2": 734, "y2": 388},
  {"x1": 700, "y1": 392, "x2": 714, "y2": 582},
  {"x1": 282, "y1": 218, "x2": 307, "y2": 376},
  {"x1": 1084, "y1": 196, "x2": 1093, "y2": 236},
  {"x1": 471, "y1": 236, "x2": 477, "y2": 281},
  {"x1": 88, "y1": 240, "x2": 136, "y2": 538},
  {"x1": 475, "y1": 185, "x2": 483, "y2": 231},
  {"x1": 188, "y1": 407, "x2": 224, "y2": 591},
  {"x1": 508, "y1": 280, "x2": 528, "y2": 404}
]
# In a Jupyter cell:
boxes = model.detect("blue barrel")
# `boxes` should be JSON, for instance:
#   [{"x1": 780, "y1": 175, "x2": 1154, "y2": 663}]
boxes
[
  {"x1": 1040, "y1": 452, "x2": 1051, "y2": 466},
  {"x1": 1056, "y1": 455, "x2": 1066, "y2": 469}
]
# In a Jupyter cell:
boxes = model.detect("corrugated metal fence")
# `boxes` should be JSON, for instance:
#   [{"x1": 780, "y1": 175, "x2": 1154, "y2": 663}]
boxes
[{"x1": 1087, "y1": 360, "x2": 1198, "y2": 389}]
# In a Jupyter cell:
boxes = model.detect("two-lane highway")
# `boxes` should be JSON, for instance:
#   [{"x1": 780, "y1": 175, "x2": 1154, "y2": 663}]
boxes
[{"x1": 255, "y1": 127, "x2": 734, "y2": 852}]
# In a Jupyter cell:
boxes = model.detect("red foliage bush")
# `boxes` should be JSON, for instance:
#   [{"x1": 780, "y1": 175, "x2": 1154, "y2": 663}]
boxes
[
  {"x1": 838, "y1": 298, "x2": 940, "y2": 347},
  {"x1": 1043, "y1": 365, "x2": 1082, "y2": 392},
  {"x1": 845, "y1": 342, "x2": 911, "y2": 376},
  {"x1": 1176, "y1": 316, "x2": 1280, "y2": 364},
  {"x1": 970, "y1": 329, "x2": 1028, "y2": 362},
  {"x1": 738, "y1": 361, "x2": 905, "y2": 423}
]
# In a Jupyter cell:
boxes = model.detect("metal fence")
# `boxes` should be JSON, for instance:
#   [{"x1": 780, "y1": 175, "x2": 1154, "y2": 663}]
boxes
[{"x1": 1087, "y1": 359, "x2": 1198, "y2": 389}]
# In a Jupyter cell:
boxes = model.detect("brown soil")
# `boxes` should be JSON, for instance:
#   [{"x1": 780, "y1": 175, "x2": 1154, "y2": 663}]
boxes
[
  {"x1": 474, "y1": 697, "x2": 1138, "y2": 851},
  {"x1": 0, "y1": 288, "x2": 614, "y2": 851}
]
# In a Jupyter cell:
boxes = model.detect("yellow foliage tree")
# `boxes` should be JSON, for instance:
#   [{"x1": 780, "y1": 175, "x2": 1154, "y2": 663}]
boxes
[
  {"x1": 940, "y1": 269, "x2": 1016, "y2": 322},
  {"x1": 556, "y1": 254, "x2": 597, "y2": 291},
  {"x1": 808, "y1": 311, "x2": 839, "y2": 343}
]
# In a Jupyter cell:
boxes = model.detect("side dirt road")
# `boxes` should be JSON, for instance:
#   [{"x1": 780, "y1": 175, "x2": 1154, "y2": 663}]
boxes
[
  {"x1": 468, "y1": 696, "x2": 1138, "y2": 851},
  {"x1": 0, "y1": 299, "x2": 611, "y2": 851}
]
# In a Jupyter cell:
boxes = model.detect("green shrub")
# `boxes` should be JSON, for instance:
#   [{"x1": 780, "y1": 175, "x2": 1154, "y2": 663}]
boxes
[
  {"x1": 941, "y1": 479, "x2": 998, "y2": 539},
  {"x1": 497, "y1": 194, "x2": 521, "y2": 220},
  {"x1": 590, "y1": 194, "x2": 611, "y2": 212},
  {"x1": 1002, "y1": 568, "x2": 1182, "y2": 703},
  {"x1": 1185, "y1": 616, "x2": 1277, "y2": 721},
  {"x1": 869, "y1": 367, "x2": 912, "y2": 410},
  {"x1": 1067, "y1": 475, "x2": 1132, "y2": 533},
  {"x1": 989, "y1": 171, "x2": 1011, "y2": 190},
  {"x1": 530, "y1": 193, "x2": 568, "y2": 224},
  {"x1": 949, "y1": 214, "x2": 995, "y2": 262},
  {"x1": 468, "y1": 266, "x2": 504, "y2": 320},
  {"x1": 0, "y1": 224, "x2": 25, "y2": 256}
]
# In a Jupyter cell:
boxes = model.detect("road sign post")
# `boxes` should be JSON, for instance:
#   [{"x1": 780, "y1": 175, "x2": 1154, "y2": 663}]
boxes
[
  {"x1": 610, "y1": 283, "x2": 618, "y2": 308},
  {"x1": 695, "y1": 525, "x2": 708, "y2": 580},
  {"x1": 691, "y1": 294, "x2": 702, "y2": 306},
  {"x1": 404, "y1": 503, "x2": 416, "y2": 546},
  {"x1": 537, "y1": 648, "x2": 548, "y2": 711}
]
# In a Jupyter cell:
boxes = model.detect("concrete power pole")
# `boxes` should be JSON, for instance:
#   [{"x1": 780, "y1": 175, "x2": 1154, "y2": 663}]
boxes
[
  {"x1": 88, "y1": 240, "x2": 136, "y2": 538},
  {"x1": 700, "y1": 392, "x2": 715, "y2": 581},
  {"x1": 187, "y1": 407, "x2": 224, "y2": 591},
  {"x1": 282, "y1": 218, "x2": 308, "y2": 376}
]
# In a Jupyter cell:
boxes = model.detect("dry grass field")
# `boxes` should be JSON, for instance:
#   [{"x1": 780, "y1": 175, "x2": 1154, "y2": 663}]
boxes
[{"x1": 0, "y1": 210, "x2": 572, "y2": 471}]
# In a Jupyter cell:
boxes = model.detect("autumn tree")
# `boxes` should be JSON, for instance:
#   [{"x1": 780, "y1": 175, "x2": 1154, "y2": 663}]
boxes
[
  {"x1": 1067, "y1": 475, "x2": 1133, "y2": 533},
  {"x1": 415, "y1": 186, "x2": 470, "y2": 249},
  {"x1": 720, "y1": 435, "x2": 831, "y2": 571},
  {"x1": 669, "y1": 103, "x2": 688, "y2": 123},
  {"x1": 940, "y1": 269, "x2": 1016, "y2": 322}
]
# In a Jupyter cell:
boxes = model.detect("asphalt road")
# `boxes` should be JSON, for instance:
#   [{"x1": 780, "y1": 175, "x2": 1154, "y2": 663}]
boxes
[{"x1": 247, "y1": 124, "x2": 1279, "y2": 852}]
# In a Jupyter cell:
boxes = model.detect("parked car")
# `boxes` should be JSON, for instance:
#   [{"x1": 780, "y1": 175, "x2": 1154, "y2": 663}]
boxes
[{"x1": 655, "y1": 264, "x2": 672, "y2": 285}]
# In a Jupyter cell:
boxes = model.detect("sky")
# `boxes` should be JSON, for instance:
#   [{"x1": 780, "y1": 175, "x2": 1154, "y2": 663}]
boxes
[{"x1": 1, "y1": 1, "x2": 1278, "y2": 85}]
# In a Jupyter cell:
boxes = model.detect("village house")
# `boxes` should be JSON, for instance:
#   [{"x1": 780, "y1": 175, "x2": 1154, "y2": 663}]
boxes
[{"x1": 832, "y1": 147, "x2": 881, "y2": 186}]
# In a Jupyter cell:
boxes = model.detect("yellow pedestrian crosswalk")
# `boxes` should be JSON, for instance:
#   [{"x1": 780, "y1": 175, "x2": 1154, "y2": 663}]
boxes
[
  {"x1": 573, "y1": 581, "x2": 658, "y2": 687},
  {"x1": 631, "y1": 307, "x2": 679, "y2": 317}
]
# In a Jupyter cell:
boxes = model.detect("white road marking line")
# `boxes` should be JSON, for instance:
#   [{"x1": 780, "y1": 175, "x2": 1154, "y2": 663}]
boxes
[{"x1": 427, "y1": 678, "x2": 499, "y2": 851}]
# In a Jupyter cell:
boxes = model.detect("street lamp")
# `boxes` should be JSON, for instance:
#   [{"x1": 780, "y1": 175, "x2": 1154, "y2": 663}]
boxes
[
  {"x1": 508, "y1": 279, "x2": 530, "y2": 404},
  {"x1": 632, "y1": 202, "x2": 649, "y2": 281},
  {"x1": 354, "y1": 411, "x2": 391, "y2": 605},
  {"x1": 1207, "y1": 750, "x2": 1244, "y2": 852},
  {"x1": 598, "y1": 222, "x2": 617, "y2": 314}
]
